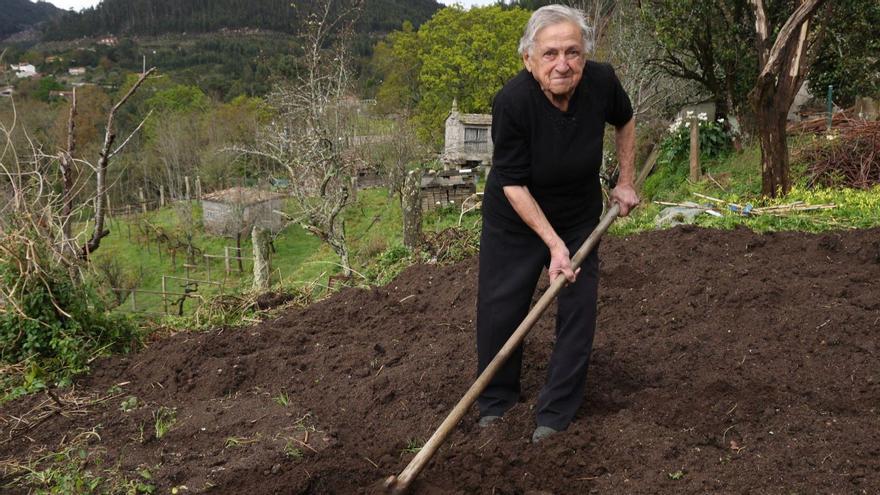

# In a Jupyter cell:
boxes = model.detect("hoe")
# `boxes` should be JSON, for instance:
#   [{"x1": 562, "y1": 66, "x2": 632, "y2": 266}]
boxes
[{"x1": 385, "y1": 151, "x2": 656, "y2": 494}]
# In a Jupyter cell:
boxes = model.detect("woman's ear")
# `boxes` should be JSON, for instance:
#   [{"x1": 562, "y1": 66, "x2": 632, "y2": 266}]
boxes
[{"x1": 522, "y1": 53, "x2": 532, "y2": 73}]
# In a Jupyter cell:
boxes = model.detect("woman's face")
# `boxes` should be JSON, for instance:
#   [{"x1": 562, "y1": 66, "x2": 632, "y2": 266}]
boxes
[{"x1": 523, "y1": 21, "x2": 585, "y2": 104}]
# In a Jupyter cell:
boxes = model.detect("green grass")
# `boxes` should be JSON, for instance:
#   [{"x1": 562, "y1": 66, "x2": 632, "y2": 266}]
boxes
[
  {"x1": 611, "y1": 137, "x2": 880, "y2": 236},
  {"x1": 86, "y1": 188, "x2": 426, "y2": 315},
  {"x1": 1, "y1": 432, "x2": 156, "y2": 494}
]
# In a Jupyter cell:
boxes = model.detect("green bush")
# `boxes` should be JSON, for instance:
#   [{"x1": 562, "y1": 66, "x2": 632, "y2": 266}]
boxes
[
  {"x1": 0, "y1": 249, "x2": 140, "y2": 385},
  {"x1": 659, "y1": 113, "x2": 733, "y2": 165},
  {"x1": 643, "y1": 113, "x2": 735, "y2": 200}
]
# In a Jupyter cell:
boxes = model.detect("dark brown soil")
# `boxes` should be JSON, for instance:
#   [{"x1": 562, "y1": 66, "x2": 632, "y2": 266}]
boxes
[{"x1": 2, "y1": 226, "x2": 879, "y2": 494}]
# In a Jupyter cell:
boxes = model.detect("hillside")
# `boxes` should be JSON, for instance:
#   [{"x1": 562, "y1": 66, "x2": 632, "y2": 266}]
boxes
[
  {"x1": 0, "y1": 0, "x2": 61, "y2": 39},
  {"x1": 41, "y1": 0, "x2": 441, "y2": 40}
]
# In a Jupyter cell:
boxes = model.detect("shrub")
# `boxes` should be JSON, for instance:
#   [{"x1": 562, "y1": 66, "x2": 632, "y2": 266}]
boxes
[
  {"x1": 0, "y1": 240, "x2": 140, "y2": 385},
  {"x1": 659, "y1": 112, "x2": 733, "y2": 165}
]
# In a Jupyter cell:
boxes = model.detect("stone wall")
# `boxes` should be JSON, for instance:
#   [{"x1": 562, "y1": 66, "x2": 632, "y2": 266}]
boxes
[{"x1": 420, "y1": 171, "x2": 477, "y2": 211}]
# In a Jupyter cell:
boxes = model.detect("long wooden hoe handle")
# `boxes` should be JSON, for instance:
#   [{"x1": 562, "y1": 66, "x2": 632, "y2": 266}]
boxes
[{"x1": 385, "y1": 150, "x2": 657, "y2": 494}]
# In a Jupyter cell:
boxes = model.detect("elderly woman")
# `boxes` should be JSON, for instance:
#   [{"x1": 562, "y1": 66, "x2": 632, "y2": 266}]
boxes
[{"x1": 476, "y1": 4, "x2": 638, "y2": 443}]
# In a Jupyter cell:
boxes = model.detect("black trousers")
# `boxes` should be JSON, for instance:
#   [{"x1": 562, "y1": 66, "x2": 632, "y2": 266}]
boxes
[{"x1": 476, "y1": 219, "x2": 600, "y2": 431}]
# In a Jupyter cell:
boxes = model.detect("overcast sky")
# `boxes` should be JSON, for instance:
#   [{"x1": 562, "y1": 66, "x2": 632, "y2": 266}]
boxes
[{"x1": 45, "y1": 0, "x2": 501, "y2": 12}]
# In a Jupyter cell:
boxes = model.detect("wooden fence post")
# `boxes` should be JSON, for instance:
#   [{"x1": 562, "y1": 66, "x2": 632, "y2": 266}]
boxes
[
  {"x1": 161, "y1": 276, "x2": 168, "y2": 314},
  {"x1": 224, "y1": 246, "x2": 231, "y2": 274},
  {"x1": 195, "y1": 176, "x2": 202, "y2": 201},
  {"x1": 159, "y1": 186, "x2": 165, "y2": 207},
  {"x1": 184, "y1": 176, "x2": 191, "y2": 201},
  {"x1": 131, "y1": 289, "x2": 137, "y2": 311},
  {"x1": 689, "y1": 117, "x2": 700, "y2": 182}
]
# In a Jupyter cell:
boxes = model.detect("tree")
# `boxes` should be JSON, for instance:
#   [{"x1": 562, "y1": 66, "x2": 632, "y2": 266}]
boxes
[
  {"x1": 365, "y1": 115, "x2": 430, "y2": 250},
  {"x1": 748, "y1": 0, "x2": 826, "y2": 196},
  {"x1": 807, "y1": 0, "x2": 880, "y2": 107},
  {"x1": 83, "y1": 68, "x2": 157, "y2": 256},
  {"x1": 241, "y1": 0, "x2": 362, "y2": 277},
  {"x1": 641, "y1": 0, "x2": 756, "y2": 121},
  {"x1": 594, "y1": 1, "x2": 696, "y2": 122},
  {"x1": 373, "y1": 21, "x2": 421, "y2": 114},
  {"x1": 374, "y1": 6, "x2": 531, "y2": 145},
  {"x1": 642, "y1": 0, "x2": 834, "y2": 197}
]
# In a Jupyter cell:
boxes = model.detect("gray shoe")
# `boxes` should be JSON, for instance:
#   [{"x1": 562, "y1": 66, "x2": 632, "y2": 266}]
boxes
[
  {"x1": 531, "y1": 425, "x2": 558, "y2": 443},
  {"x1": 478, "y1": 415, "x2": 502, "y2": 428}
]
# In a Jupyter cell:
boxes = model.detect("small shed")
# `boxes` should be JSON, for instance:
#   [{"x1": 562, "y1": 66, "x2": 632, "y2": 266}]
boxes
[
  {"x1": 420, "y1": 169, "x2": 477, "y2": 211},
  {"x1": 201, "y1": 187, "x2": 287, "y2": 237},
  {"x1": 442, "y1": 99, "x2": 493, "y2": 169}
]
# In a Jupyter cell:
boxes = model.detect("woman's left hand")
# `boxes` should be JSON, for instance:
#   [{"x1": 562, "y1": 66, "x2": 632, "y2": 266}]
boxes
[{"x1": 610, "y1": 183, "x2": 640, "y2": 217}]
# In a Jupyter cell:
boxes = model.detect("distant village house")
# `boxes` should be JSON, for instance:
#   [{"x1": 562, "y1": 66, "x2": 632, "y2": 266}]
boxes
[
  {"x1": 201, "y1": 187, "x2": 287, "y2": 237},
  {"x1": 10, "y1": 64, "x2": 37, "y2": 79},
  {"x1": 98, "y1": 36, "x2": 118, "y2": 46},
  {"x1": 441, "y1": 99, "x2": 493, "y2": 170},
  {"x1": 68, "y1": 67, "x2": 87, "y2": 76}
]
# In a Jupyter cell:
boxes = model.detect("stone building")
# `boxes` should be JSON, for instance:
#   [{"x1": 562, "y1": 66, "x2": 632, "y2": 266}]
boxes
[
  {"x1": 201, "y1": 187, "x2": 287, "y2": 237},
  {"x1": 441, "y1": 99, "x2": 493, "y2": 169}
]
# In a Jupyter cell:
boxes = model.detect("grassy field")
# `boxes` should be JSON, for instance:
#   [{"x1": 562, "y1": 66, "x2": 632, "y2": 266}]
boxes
[{"x1": 87, "y1": 187, "x2": 476, "y2": 317}]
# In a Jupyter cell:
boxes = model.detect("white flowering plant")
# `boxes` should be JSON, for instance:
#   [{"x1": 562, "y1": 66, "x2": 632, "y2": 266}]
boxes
[{"x1": 659, "y1": 111, "x2": 733, "y2": 166}]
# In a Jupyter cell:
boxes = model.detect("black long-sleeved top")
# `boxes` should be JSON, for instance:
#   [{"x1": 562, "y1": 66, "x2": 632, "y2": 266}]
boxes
[{"x1": 483, "y1": 61, "x2": 633, "y2": 234}]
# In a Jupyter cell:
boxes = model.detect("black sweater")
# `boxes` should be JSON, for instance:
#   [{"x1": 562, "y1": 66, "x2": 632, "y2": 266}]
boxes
[{"x1": 483, "y1": 61, "x2": 633, "y2": 234}]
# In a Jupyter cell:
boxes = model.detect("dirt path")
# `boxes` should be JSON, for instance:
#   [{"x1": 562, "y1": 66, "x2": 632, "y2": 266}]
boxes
[{"x1": 2, "y1": 226, "x2": 879, "y2": 494}]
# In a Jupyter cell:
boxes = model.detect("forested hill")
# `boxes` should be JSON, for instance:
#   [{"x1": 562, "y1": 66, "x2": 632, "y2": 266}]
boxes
[
  {"x1": 0, "y1": 0, "x2": 62, "y2": 39},
  {"x1": 42, "y1": 0, "x2": 441, "y2": 40}
]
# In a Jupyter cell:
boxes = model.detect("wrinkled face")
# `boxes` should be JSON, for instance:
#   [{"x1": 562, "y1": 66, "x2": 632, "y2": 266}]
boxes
[{"x1": 523, "y1": 21, "x2": 586, "y2": 105}]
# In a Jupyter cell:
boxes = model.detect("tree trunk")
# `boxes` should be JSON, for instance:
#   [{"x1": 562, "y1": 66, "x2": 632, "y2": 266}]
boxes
[
  {"x1": 756, "y1": 108, "x2": 790, "y2": 197},
  {"x1": 402, "y1": 169, "x2": 422, "y2": 251},
  {"x1": 252, "y1": 226, "x2": 270, "y2": 291},
  {"x1": 747, "y1": 0, "x2": 825, "y2": 198},
  {"x1": 329, "y1": 235, "x2": 352, "y2": 277}
]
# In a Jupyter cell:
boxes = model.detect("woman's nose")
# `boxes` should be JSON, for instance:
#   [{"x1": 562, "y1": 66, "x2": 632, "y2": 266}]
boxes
[{"x1": 554, "y1": 58, "x2": 570, "y2": 72}]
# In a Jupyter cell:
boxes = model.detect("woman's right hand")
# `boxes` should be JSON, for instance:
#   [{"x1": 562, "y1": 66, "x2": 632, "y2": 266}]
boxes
[{"x1": 548, "y1": 245, "x2": 579, "y2": 284}]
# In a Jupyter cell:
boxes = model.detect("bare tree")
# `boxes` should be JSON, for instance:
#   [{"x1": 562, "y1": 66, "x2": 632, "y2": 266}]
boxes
[
  {"x1": 83, "y1": 68, "x2": 156, "y2": 257},
  {"x1": 364, "y1": 115, "x2": 429, "y2": 251},
  {"x1": 0, "y1": 70, "x2": 153, "y2": 320},
  {"x1": 239, "y1": 0, "x2": 362, "y2": 277},
  {"x1": 598, "y1": 2, "x2": 698, "y2": 121},
  {"x1": 570, "y1": 0, "x2": 617, "y2": 52}
]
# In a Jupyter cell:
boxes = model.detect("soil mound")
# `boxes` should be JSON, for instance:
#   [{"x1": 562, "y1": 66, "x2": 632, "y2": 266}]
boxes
[{"x1": 2, "y1": 226, "x2": 879, "y2": 494}]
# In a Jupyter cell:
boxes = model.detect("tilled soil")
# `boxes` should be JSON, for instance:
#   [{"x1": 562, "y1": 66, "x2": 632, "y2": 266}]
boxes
[{"x1": 2, "y1": 226, "x2": 879, "y2": 494}]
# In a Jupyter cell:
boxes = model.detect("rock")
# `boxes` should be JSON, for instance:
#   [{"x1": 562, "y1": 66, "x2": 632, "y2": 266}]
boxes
[{"x1": 655, "y1": 206, "x2": 706, "y2": 227}]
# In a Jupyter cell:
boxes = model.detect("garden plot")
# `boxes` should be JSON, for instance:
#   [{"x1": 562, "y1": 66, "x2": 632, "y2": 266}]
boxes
[{"x1": 1, "y1": 226, "x2": 879, "y2": 494}]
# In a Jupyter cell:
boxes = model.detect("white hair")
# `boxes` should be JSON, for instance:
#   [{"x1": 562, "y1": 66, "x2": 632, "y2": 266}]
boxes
[{"x1": 517, "y1": 4, "x2": 593, "y2": 57}]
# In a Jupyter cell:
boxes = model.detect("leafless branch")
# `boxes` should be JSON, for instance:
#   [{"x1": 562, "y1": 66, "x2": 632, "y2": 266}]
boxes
[{"x1": 83, "y1": 67, "x2": 157, "y2": 258}]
